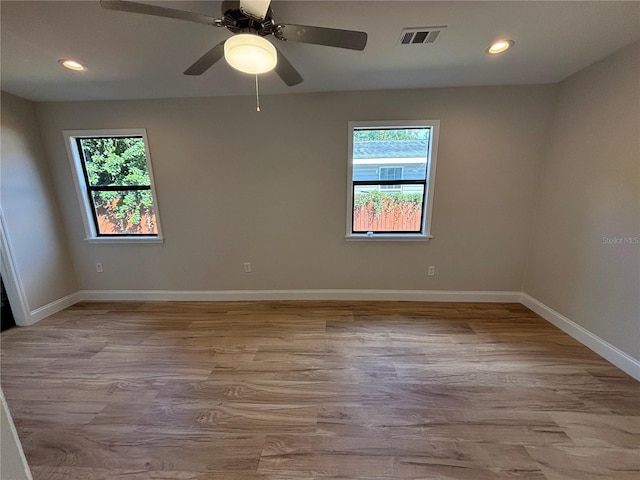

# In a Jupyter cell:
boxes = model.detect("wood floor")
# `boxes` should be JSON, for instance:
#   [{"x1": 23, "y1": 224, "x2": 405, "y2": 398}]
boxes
[{"x1": 1, "y1": 301, "x2": 638, "y2": 480}]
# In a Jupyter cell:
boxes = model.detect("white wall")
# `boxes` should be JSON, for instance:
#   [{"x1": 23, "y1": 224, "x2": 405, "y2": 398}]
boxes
[
  {"x1": 0, "y1": 92, "x2": 77, "y2": 322},
  {"x1": 0, "y1": 391, "x2": 32, "y2": 480},
  {"x1": 35, "y1": 85, "x2": 555, "y2": 293},
  {"x1": 524, "y1": 41, "x2": 640, "y2": 360}
]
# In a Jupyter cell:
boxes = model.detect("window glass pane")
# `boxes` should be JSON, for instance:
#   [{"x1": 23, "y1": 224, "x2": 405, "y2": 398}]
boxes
[
  {"x1": 79, "y1": 137, "x2": 151, "y2": 187},
  {"x1": 380, "y1": 166, "x2": 403, "y2": 190},
  {"x1": 91, "y1": 190, "x2": 158, "y2": 235},
  {"x1": 353, "y1": 185, "x2": 424, "y2": 233},
  {"x1": 352, "y1": 128, "x2": 429, "y2": 181}
]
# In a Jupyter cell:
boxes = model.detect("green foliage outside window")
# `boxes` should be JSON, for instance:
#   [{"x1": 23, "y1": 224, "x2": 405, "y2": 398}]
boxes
[
  {"x1": 79, "y1": 137, "x2": 157, "y2": 234},
  {"x1": 82, "y1": 137, "x2": 150, "y2": 187},
  {"x1": 353, "y1": 128, "x2": 429, "y2": 142},
  {"x1": 354, "y1": 190, "x2": 423, "y2": 217}
]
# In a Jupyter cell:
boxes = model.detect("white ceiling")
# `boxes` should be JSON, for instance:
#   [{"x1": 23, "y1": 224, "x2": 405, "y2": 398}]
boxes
[{"x1": 2, "y1": 1, "x2": 639, "y2": 102}]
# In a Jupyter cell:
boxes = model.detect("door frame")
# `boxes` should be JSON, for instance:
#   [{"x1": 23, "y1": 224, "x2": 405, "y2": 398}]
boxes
[{"x1": 0, "y1": 208, "x2": 30, "y2": 326}]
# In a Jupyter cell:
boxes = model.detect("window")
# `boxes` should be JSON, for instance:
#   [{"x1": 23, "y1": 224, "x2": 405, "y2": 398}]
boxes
[
  {"x1": 63, "y1": 129, "x2": 163, "y2": 242},
  {"x1": 379, "y1": 166, "x2": 403, "y2": 191},
  {"x1": 347, "y1": 120, "x2": 439, "y2": 240}
]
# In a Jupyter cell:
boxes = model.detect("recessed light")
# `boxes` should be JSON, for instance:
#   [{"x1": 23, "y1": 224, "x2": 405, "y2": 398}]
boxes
[
  {"x1": 487, "y1": 40, "x2": 514, "y2": 55},
  {"x1": 59, "y1": 59, "x2": 86, "y2": 71}
]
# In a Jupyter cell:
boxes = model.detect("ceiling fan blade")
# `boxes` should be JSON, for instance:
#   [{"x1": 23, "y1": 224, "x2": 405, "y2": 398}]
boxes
[
  {"x1": 275, "y1": 24, "x2": 367, "y2": 51},
  {"x1": 100, "y1": 1, "x2": 223, "y2": 27},
  {"x1": 239, "y1": 0, "x2": 271, "y2": 20},
  {"x1": 273, "y1": 46, "x2": 303, "y2": 86},
  {"x1": 184, "y1": 41, "x2": 226, "y2": 75}
]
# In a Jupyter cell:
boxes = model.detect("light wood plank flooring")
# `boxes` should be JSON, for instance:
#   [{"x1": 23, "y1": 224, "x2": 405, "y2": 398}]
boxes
[{"x1": 1, "y1": 301, "x2": 638, "y2": 479}]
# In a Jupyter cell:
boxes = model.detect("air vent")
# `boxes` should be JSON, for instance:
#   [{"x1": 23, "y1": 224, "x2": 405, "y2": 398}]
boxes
[{"x1": 398, "y1": 26, "x2": 446, "y2": 45}]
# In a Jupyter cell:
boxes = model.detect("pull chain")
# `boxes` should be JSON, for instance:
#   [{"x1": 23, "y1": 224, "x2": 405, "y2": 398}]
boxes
[{"x1": 255, "y1": 74, "x2": 261, "y2": 112}]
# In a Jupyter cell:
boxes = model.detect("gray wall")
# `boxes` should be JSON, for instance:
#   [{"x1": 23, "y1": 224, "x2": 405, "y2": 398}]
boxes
[
  {"x1": 0, "y1": 391, "x2": 32, "y2": 480},
  {"x1": 3, "y1": 43, "x2": 638, "y2": 364},
  {"x1": 35, "y1": 85, "x2": 555, "y2": 292},
  {"x1": 0, "y1": 92, "x2": 77, "y2": 317},
  {"x1": 524, "y1": 41, "x2": 640, "y2": 360}
]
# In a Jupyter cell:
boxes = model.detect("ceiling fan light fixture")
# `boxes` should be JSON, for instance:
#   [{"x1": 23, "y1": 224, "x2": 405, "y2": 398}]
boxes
[
  {"x1": 224, "y1": 34, "x2": 277, "y2": 74},
  {"x1": 487, "y1": 39, "x2": 514, "y2": 55}
]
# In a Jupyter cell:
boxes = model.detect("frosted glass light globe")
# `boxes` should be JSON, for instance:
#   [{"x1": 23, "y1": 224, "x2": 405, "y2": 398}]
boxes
[{"x1": 224, "y1": 34, "x2": 277, "y2": 74}]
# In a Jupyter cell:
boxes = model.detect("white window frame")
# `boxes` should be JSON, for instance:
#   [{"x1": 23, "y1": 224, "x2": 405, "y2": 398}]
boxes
[
  {"x1": 346, "y1": 120, "x2": 439, "y2": 241},
  {"x1": 63, "y1": 129, "x2": 164, "y2": 243}
]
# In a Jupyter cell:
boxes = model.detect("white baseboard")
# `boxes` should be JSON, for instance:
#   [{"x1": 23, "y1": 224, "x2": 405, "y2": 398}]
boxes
[
  {"x1": 520, "y1": 293, "x2": 640, "y2": 381},
  {"x1": 79, "y1": 289, "x2": 522, "y2": 303},
  {"x1": 27, "y1": 292, "x2": 83, "y2": 325}
]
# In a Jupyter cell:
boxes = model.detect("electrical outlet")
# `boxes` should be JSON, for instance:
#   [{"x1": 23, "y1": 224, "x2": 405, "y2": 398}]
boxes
[
  {"x1": 428, "y1": 265, "x2": 435, "y2": 276},
  {"x1": 243, "y1": 262, "x2": 252, "y2": 273},
  {"x1": 95, "y1": 262, "x2": 104, "y2": 273}
]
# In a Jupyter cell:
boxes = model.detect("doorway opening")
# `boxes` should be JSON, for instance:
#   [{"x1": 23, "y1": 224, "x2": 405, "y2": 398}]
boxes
[{"x1": 1, "y1": 275, "x2": 17, "y2": 331}]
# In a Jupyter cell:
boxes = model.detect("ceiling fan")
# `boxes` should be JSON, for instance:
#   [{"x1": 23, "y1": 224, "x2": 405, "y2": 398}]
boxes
[{"x1": 100, "y1": 0, "x2": 368, "y2": 86}]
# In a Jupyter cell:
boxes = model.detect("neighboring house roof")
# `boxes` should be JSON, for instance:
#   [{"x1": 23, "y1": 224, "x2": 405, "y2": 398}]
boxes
[{"x1": 353, "y1": 140, "x2": 428, "y2": 159}]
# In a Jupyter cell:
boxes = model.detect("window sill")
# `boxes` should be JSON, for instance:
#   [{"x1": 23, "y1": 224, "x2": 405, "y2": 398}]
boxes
[
  {"x1": 345, "y1": 234, "x2": 433, "y2": 242},
  {"x1": 86, "y1": 236, "x2": 164, "y2": 244}
]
